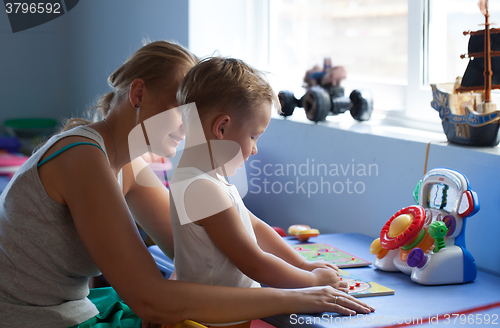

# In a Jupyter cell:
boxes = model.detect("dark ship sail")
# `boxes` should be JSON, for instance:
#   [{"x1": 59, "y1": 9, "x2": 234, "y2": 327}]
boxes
[
  {"x1": 431, "y1": 29, "x2": 500, "y2": 146},
  {"x1": 458, "y1": 28, "x2": 500, "y2": 92},
  {"x1": 431, "y1": 0, "x2": 500, "y2": 146}
]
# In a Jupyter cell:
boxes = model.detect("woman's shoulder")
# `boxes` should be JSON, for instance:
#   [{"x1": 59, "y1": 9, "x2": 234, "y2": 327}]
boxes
[
  {"x1": 38, "y1": 125, "x2": 108, "y2": 165},
  {"x1": 56, "y1": 125, "x2": 105, "y2": 149},
  {"x1": 35, "y1": 125, "x2": 113, "y2": 205}
]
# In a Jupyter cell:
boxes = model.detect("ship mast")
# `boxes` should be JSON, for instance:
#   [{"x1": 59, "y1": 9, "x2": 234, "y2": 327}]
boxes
[
  {"x1": 457, "y1": 0, "x2": 500, "y2": 97},
  {"x1": 484, "y1": 3, "x2": 492, "y2": 103}
]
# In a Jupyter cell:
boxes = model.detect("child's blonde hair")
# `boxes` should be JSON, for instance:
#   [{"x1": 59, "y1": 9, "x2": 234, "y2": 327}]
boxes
[
  {"x1": 176, "y1": 57, "x2": 280, "y2": 122},
  {"x1": 62, "y1": 40, "x2": 198, "y2": 132}
]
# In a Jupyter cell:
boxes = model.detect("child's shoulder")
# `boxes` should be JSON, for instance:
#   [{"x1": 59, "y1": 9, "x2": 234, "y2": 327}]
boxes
[
  {"x1": 172, "y1": 168, "x2": 234, "y2": 224},
  {"x1": 172, "y1": 166, "x2": 218, "y2": 185},
  {"x1": 185, "y1": 171, "x2": 231, "y2": 201},
  {"x1": 171, "y1": 167, "x2": 232, "y2": 201}
]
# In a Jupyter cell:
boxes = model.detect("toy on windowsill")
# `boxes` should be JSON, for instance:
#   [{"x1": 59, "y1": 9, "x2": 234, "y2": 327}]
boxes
[
  {"x1": 288, "y1": 224, "x2": 320, "y2": 242},
  {"x1": 370, "y1": 168, "x2": 479, "y2": 285},
  {"x1": 278, "y1": 58, "x2": 373, "y2": 123},
  {"x1": 431, "y1": 1, "x2": 500, "y2": 146}
]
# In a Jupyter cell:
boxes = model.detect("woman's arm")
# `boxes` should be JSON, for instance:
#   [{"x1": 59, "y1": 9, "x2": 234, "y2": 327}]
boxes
[
  {"x1": 121, "y1": 158, "x2": 174, "y2": 259},
  {"x1": 49, "y1": 146, "x2": 371, "y2": 324}
]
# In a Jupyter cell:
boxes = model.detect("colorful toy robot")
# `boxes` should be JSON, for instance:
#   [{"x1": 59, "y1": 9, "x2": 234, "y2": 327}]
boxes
[{"x1": 370, "y1": 168, "x2": 479, "y2": 285}]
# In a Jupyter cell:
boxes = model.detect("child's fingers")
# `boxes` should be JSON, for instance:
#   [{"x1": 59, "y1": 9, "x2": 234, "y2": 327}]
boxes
[
  {"x1": 338, "y1": 287, "x2": 349, "y2": 293},
  {"x1": 325, "y1": 263, "x2": 339, "y2": 271},
  {"x1": 315, "y1": 261, "x2": 338, "y2": 271}
]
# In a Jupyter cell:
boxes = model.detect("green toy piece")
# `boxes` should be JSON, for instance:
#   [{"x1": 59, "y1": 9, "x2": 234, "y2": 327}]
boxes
[
  {"x1": 413, "y1": 180, "x2": 421, "y2": 205},
  {"x1": 428, "y1": 221, "x2": 448, "y2": 253},
  {"x1": 401, "y1": 229, "x2": 426, "y2": 251}
]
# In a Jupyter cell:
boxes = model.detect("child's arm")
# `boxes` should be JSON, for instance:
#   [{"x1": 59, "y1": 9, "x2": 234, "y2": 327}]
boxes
[
  {"x1": 249, "y1": 211, "x2": 339, "y2": 272},
  {"x1": 186, "y1": 180, "x2": 346, "y2": 290}
]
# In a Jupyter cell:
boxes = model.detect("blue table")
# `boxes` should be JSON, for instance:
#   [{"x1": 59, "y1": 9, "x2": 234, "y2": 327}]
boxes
[{"x1": 264, "y1": 233, "x2": 500, "y2": 328}]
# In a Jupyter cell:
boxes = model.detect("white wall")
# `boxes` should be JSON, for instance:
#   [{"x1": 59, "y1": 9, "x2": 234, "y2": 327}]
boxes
[{"x1": 244, "y1": 117, "x2": 500, "y2": 277}]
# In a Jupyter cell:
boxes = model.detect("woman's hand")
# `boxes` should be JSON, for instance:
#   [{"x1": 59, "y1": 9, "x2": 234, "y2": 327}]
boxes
[
  {"x1": 311, "y1": 267, "x2": 349, "y2": 293},
  {"x1": 286, "y1": 286, "x2": 375, "y2": 316},
  {"x1": 300, "y1": 259, "x2": 338, "y2": 272}
]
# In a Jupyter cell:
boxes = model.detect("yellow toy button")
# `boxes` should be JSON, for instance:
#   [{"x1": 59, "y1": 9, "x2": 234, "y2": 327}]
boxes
[
  {"x1": 370, "y1": 238, "x2": 382, "y2": 254},
  {"x1": 388, "y1": 214, "x2": 413, "y2": 238}
]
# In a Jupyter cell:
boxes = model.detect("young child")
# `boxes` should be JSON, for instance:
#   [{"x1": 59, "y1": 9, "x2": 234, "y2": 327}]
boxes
[{"x1": 168, "y1": 57, "x2": 372, "y2": 326}]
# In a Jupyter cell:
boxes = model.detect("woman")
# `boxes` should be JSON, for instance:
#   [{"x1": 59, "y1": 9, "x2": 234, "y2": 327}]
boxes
[{"x1": 0, "y1": 41, "x2": 373, "y2": 328}]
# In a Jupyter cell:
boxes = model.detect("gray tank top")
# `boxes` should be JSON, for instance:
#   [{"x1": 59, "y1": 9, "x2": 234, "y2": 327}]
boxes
[{"x1": 0, "y1": 126, "x2": 109, "y2": 327}]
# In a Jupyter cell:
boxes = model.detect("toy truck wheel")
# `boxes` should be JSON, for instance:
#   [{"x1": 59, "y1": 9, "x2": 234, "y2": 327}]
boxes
[
  {"x1": 278, "y1": 91, "x2": 299, "y2": 117},
  {"x1": 303, "y1": 86, "x2": 331, "y2": 122},
  {"x1": 349, "y1": 89, "x2": 373, "y2": 121}
]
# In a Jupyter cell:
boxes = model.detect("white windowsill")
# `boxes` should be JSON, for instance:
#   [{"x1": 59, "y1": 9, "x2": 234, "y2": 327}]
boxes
[{"x1": 272, "y1": 109, "x2": 500, "y2": 156}]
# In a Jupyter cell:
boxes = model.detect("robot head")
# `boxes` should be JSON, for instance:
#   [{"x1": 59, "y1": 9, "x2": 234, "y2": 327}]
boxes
[{"x1": 414, "y1": 168, "x2": 479, "y2": 240}]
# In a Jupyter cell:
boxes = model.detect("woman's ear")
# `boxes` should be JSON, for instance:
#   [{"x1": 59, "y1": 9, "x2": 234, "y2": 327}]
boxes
[
  {"x1": 212, "y1": 115, "x2": 231, "y2": 140},
  {"x1": 129, "y1": 78, "x2": 146, "y2": 108}
]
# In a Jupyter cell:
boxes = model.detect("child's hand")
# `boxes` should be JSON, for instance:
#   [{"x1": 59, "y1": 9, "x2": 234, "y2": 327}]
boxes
[
  {"x1": 311, "y1": 267, "x2": 349, "y2": 293},
  {"x1": 300, "y1": 259, "x2": 338, "y2": 272}
]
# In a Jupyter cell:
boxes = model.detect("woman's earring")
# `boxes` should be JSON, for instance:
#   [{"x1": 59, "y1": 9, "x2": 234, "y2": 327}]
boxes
[{"x1": 135, "y1": 104, "x2": 141, "y2": 126}]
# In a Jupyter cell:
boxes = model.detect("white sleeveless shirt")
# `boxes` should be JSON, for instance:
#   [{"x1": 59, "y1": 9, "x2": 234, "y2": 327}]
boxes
[{"x1": 170, "y1": 166, "x2": 260, "y2": 289}]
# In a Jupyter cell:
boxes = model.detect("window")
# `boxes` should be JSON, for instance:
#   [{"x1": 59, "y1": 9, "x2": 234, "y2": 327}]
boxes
[
  {"x1": 189, "y1": 0, "x2": 500, "y2": 127},
  {"x1": 426, "y1": 0, "x2": 500, "y2": 85},
  {"x1": 409, "y1": 0, "x2": 500, "y2": 122},
  {"x1": 269, "y1": 0, "x2": 408, "y2": 112}
]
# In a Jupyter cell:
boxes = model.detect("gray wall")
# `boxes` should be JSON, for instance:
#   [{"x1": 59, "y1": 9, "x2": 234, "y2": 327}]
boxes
[
  {"x1": 244, "y1": 117, "x2": 500, "y2": 277},
  {"x1": 0, "y1": 6, "x2": 68, "y2": 128},
  {"x1": 0, "y1": 0, "x2": 189, "y2": 132}
]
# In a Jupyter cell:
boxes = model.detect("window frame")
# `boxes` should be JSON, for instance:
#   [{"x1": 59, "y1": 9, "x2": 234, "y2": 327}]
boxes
[{"x1": 406, "y1": 0, "x2": 439, "y2": 124}]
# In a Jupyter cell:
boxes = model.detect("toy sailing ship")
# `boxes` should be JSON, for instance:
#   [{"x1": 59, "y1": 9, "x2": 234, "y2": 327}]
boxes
[{"x1": 431, "y1": 0, "x2": 500, "y2": 146}]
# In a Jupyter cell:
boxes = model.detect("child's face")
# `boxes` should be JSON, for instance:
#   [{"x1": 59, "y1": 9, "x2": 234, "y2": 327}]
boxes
[{"x1": 223, "y1": 101, "x2": 272, "y2": 167}]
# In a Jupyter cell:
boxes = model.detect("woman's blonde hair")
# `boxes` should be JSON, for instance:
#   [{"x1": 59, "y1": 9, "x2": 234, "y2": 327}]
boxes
[
  {"x1": 176, "y1": 57, "x2": 280, "y2": 122},
  {"x1": 61, "y1": 40, "x2": 198, "y2": 132}
]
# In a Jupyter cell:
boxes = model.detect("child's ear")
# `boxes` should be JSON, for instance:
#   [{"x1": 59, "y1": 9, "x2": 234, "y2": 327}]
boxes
[{"x1": 213, "y1": 115, "x2": 230, "y2": 140}]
